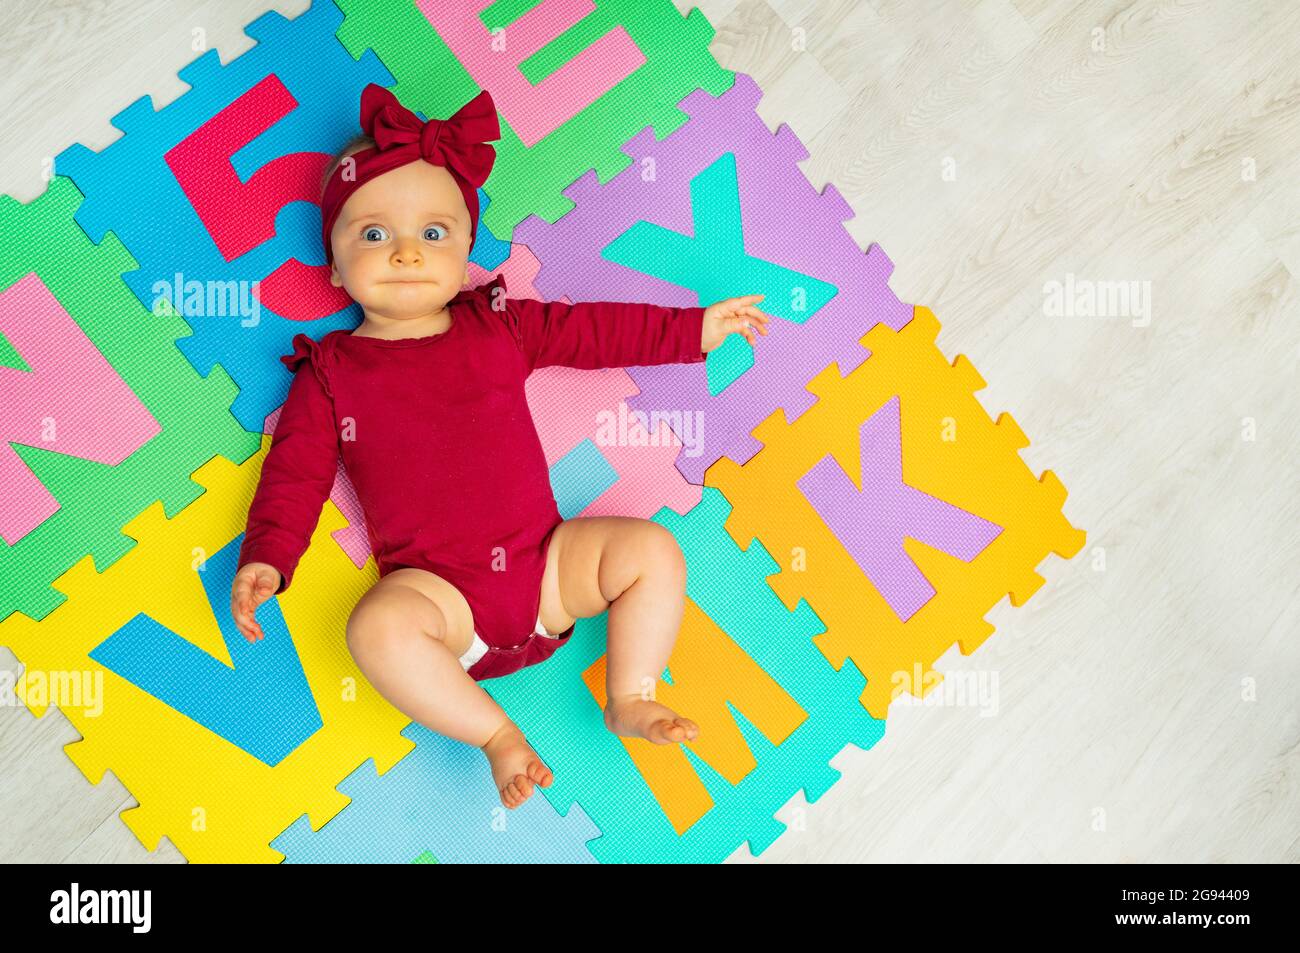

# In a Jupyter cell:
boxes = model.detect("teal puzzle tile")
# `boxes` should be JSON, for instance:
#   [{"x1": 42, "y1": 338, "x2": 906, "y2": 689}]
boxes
[{"x1": 479, "y1": 486, "x2": 886, "y2": 862}]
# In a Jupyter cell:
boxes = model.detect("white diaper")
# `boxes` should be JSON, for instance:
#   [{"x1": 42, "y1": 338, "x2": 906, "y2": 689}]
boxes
[{"x1": 458, "y1": 613, "x2": 562, "y2": 671}]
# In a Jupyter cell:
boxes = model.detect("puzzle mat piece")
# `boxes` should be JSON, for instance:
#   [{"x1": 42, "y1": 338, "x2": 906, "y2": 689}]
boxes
[
  {"x1": 1, "y1": 276, "x2": 157, "y2": 543},
  {"x1": 420, "y1": 0, "x2": 645, "y2": 149},
  {"x1": 472, "y1": 486, "x2": 883, "y2": 862},
  {"x1": 527, "y1": 151, "x2": 836, "y2": 400},
  {"x1": 336, "y1": 0, "x2": 733, "y2": 241},
  {"x1": 527, "y1": 361, "x2": 703, "y2": 520},
  {"x1": 710, "y1": 307, "x2": 1086, "y2": 720},
  {"x1": 3, "y1": 444, "x2": 415, "y2": 862},
  {"x1": 52, "y1": 1, "x2": 406, "y2": 432},
  {"x1": 272, "y1": 721, "x2": 600, "y2": 863},
  {"x1": 511, "y1": 245, "x2": 703, "y2": 516},
  {"x1": 516, "y1": 73, "x2": 911, "y2": 484},
  {"x1": 46, "y1": 3, "x2": 521, "y2": 433},
  {"x1": 0, "y1": 177, "x2": 259, "y2": 625}
]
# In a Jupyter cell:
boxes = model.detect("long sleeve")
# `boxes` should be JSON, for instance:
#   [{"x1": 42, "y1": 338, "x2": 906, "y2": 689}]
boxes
[
  {"x1": 236, "y1": 336, "x2": 340, "y2": 594},
  {"x1": 503, "y1": 296, "x2": 707, "y2": 373}
]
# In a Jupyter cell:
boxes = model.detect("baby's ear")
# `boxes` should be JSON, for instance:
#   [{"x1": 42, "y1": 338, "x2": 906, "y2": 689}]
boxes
[{"x1": 329, "y1": 262, "x2": 342, "y2": 287}]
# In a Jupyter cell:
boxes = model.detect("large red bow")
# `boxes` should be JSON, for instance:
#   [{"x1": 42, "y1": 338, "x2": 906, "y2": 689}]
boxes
[
  {"x1": 360, "y1": 84, "x2": 499, "y2": 191},
  {"x1": 320, "y1": 85, "x2": 500, "y2": 265}
]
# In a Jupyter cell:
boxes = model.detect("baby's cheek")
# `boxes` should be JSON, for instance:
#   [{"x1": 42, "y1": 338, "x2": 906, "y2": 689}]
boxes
[{"x1": 344, "y1": 259, "x2": 384, "y2": 294}]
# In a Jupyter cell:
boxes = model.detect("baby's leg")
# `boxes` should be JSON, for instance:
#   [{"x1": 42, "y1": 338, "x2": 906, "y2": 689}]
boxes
[
  {"x1": 541, "y1": 516, "x2": 700, "y2": 744},
  {"x1": 345, "y1": 567, "x2": 552, "y2": 808}
]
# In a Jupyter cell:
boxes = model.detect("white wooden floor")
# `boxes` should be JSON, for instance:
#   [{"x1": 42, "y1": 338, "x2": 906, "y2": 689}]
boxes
[{"x1": 1, "y1": 0, "x2": 1295, "y2": 863}]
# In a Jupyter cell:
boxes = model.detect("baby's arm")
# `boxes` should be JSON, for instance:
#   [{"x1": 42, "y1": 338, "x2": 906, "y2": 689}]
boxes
[
  {"x1": 231, "y1": 337, "x2": 340, "y2": 640},
  {"x1": 505, "y1": 297, "x2": 708, "y2": 372},
  {"x1": 504, "y1": 294, "x2": 769, "y2": 372}
]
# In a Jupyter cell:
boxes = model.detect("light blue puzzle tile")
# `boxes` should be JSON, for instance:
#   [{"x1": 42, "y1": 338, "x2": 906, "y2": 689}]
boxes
[
  {"x1": 56, "y1": 1, "x2": 388, "y2": 430},
  {"x1": 552, "y1": 439, "x2": 619, "y2": 518},
  {"x1": 54, "y1": 0, "x2": 467, "y2": 431},
  {"x1": 272, "y1": 721, "x2": 600, "y2": 863}
]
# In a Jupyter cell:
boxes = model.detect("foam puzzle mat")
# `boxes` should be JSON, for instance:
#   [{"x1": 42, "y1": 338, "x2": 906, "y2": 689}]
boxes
[{"x1": 0, "y1": 0, "x2": 1085, "y2": 863}]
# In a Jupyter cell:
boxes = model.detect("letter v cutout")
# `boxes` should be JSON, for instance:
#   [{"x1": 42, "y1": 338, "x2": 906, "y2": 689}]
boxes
[{"x1": 89, "y1": 535, "x2": 321, "y2": 765}]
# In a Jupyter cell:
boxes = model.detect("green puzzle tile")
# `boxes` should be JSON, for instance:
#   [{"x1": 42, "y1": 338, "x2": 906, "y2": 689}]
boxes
[
  {"x1": 336, "y1": 0, "x2": 734, "y2": 241},
  {"x1": 0, "y1": 178, "x2": 261, "y2": 623}
]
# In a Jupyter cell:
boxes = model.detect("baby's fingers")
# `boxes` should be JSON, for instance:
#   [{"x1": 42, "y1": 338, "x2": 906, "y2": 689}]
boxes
[
  {"x1": 231, "y1": 577, "x2": 265, "y2": 642},
  {"x1": 242, "y1": 603, "x2": 265, "y2": 642},
  {"x1": 713, "y1": 293, "x2": 765, "y2": 314},
  {"x1": 729, "y1": 310, "x2": 769, "y2": 344},
  {"x1": 733, "y1": 319, "x2": 759, "y2": 345},
  {"x1": 235, "y1": 600, "x2": 261, "y2": 643}
]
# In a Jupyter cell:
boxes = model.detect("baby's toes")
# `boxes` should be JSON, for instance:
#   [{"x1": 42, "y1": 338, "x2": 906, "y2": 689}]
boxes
[
  {"x1": 527, "y1": 761, "x2": 553, "y2": 787},
  {"x1": 662, "y1": 720, "x2": 687, "y2": 742},
  {"x1": 503, "y1": 777, "x2": 531, "y2": 808},
  {"x1": 651, "y1": 718, "x2": 688, "y2": 743}
]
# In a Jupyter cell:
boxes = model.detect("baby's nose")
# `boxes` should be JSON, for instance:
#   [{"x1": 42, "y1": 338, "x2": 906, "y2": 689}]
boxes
[{"x1": 392, "y1": 243, "x2": 423, "y2": 265}]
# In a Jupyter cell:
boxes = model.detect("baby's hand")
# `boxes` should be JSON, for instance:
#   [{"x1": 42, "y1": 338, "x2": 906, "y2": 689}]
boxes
[
  {"x1": 231, "y1": 562, "x2": 282, "y2": 643},
  {"x1": 701, "y1": 294, "x2": 770, "y2": 353}
]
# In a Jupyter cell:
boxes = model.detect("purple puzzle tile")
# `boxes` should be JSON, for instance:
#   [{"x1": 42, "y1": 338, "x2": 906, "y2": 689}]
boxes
[{"x1": 515, "y1": 73, "x2": 912, "y2": 484}]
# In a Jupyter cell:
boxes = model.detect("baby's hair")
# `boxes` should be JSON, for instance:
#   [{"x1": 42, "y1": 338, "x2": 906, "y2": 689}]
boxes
[{"x1": 320, "y1": 134, "x2": 376, "y2": 197}]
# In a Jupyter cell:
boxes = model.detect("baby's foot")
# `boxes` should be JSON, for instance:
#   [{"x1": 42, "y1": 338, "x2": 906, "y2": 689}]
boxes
[
  {"x1": 482, "y1": 721, "x2": 553, "y2": 809},
  {"x1": 604, "y1": 695, "x2": 700, "y2": 744}
]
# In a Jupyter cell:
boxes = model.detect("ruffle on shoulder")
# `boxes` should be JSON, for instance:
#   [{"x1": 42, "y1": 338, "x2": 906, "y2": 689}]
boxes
[
  {"x1": 280, "y1": 332, "x2": 335, "y2": 399},
  {"x1": 451, "y1": 272, "x2": 508, "y2": 307}
]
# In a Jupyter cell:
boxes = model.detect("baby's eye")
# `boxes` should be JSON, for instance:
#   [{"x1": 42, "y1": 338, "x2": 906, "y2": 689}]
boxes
[
  {"x1": 423, "y1": 224, "x2": 448, "y2": 241},
  {"x1": 361, "y1": 225, "x2": 388, "y2": 242}
]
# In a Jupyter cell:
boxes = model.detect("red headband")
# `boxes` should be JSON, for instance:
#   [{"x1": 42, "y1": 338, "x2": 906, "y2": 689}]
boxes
[{"x1": 320, "y1": 84, "x2": 500, "y2": 265}]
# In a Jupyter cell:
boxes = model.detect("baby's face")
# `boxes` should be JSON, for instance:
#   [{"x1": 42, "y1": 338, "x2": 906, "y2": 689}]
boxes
[{"x1": 328, "y1": 161, "x2": 472, "y2": 319}]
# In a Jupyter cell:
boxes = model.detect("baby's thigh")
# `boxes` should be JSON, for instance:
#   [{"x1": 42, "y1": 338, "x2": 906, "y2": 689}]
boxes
[{"x1": 345, "y1": 567, "x2": 476, "y2": 659}]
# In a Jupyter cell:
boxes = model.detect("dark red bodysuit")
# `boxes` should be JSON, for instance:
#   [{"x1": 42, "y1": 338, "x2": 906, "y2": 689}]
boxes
[{"x1": 237, "y1": 274, "x2": 706, "y2": 679}]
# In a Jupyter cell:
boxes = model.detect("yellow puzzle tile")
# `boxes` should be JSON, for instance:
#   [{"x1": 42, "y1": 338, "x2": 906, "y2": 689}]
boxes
[
  {"x1": 708, "y1": 306, "x2": 1086, "y2": 719},
  {"x1": 1, "y1": 436, "x2": 412, "y2": 862}
]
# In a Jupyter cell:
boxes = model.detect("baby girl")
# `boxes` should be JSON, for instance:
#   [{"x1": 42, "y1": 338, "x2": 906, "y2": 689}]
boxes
[{"x1": 229, "y1": 85, "x2": 769, "y2": 809}]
